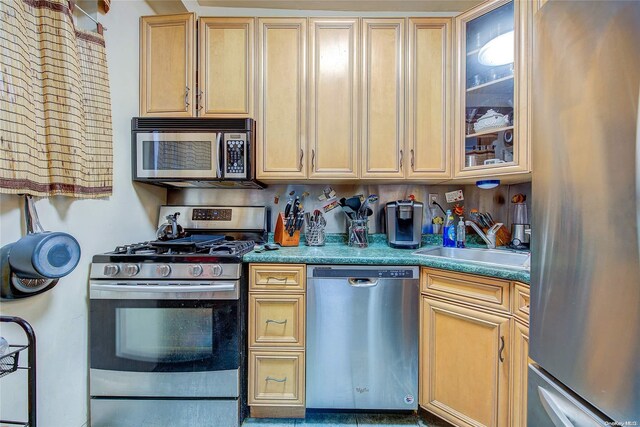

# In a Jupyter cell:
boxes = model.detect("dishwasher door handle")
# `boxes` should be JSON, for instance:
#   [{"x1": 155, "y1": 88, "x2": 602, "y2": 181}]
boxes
[{"x1": 348, "y1": 278, "x2": 379, "y2": 287}]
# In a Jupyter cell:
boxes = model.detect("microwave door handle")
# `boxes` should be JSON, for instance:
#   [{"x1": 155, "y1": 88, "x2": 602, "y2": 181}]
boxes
[{"x1": 217, "y1": 133, "x2": 223, "y2": 179}]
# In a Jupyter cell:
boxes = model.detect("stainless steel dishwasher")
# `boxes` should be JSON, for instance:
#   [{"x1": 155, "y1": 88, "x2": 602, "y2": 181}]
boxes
[{"x1": 306, "y1": 265, "x2": 419, "y2": 410}]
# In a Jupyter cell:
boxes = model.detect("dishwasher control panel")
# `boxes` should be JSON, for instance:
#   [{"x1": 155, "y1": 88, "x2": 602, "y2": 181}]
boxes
[{"x1": 311, "y1": 267, "x2": 416, "y2": 278}]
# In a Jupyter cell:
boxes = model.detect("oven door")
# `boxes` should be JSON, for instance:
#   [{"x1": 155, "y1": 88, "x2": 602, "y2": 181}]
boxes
[
  {"x1": 135, "y1": 132, "x2": 221, "y2": 179},
  {"x1": 89, "y1": 281, "x2": 240, "y2": 398}
]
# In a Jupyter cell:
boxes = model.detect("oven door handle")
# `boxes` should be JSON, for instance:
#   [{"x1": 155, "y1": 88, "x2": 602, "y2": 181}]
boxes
[{"x1": 90, "y1": 282, "x2": 239, "y2": 300}]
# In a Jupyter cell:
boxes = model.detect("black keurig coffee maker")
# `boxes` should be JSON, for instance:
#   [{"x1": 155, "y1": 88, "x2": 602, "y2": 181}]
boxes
[{"x1": 385, "y1": 199, "x2": 424, "y2": 249}]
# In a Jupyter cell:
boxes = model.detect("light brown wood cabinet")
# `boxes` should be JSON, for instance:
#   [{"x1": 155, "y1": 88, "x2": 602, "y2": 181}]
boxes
[
  {"x1": 248, "y1": 264, "x2": 306, "y2": 418},
  {"x1": 198, "y1": 17, "x2": 254, "y2": 117},
  {"x1": 249, "y1": 350, "x2": 305, "y2": 406},
  {"x1": 420, "y1": 268, "x2": 530, "y2": 427},
  {"x1": 255, "y1": 17, "x2": 451, "y2": 181},
  {"x1": 360, "y1": 18, "x2": 405, "y2": 179},
  {"x1": 249, "y1": 293, "x2": 305, "y2": 347},
  {"x1": 140, "y1": 15, "x2": 253, "y2": 118},
  {"x1": 256, "y1": 18, "x2": 308, "y2": 180},
  {"x1": 453, "y1": 0, "x2": 533, "y2": 179},
  {"x1": 510, "y1": 319, "x2": 529, "y2": 427},
  {"x1": 140, "y1": 8, "x2": 530, "y2": 181},
  {"x1": 420, "y1": 296, "x2": 511, "y2": 427},
  {"x1": 308, "y1": 18, "x2": 360, "y2": 179},
  {"x1": 406, "y1": 18, "x2": 452, "y2": 180},
  {"x1": 140, "y1": 13, "x2": 195, "y2": 117}
]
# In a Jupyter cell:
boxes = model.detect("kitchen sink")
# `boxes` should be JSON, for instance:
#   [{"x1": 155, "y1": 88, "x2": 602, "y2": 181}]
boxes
[{"x1": 413, "y1": 247, "x2": 530, "y2": 270}]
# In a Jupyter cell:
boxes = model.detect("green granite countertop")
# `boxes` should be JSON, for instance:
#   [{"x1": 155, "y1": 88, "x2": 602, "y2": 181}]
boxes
[{"x1": 243, "y1": 234, "x2": 530, "y2": 284}]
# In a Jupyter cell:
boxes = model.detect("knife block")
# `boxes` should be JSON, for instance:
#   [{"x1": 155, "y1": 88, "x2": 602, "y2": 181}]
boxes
[{"x1": 274, "y1": 213, "x2": 300, "y2": 247}]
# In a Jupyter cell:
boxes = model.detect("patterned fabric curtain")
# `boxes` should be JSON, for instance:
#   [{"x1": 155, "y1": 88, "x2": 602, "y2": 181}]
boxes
[{"x1": 0, "y1": 0, "x2": 113, "y2": 198}]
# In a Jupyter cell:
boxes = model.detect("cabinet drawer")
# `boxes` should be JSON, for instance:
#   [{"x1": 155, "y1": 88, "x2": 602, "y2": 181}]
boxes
[
  {"x1": 249, "y1": 350, "x2": 305, "y2": 406},
  {"x1": 249, "y1": 294, "x2": 305, "y2": 347},
  {"x1": 250, "y1": 264, "x2": 306, "y2": 292},
  {"x1": 513, "y1": 282, "x2": 530, "y2": 324},
  {"x1": 421, "y1": 268, "x2": 510, "y2": 313}
]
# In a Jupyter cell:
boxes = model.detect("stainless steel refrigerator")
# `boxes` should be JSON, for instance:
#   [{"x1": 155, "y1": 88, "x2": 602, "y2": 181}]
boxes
[{"x1": 530, "y1": 1, "x2": 640, "y2": 425}]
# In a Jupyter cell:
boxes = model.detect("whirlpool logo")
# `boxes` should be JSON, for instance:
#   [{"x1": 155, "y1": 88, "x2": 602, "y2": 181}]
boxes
[{"x1": 355, "y1": 387, "x2": 369, "y2": 394}]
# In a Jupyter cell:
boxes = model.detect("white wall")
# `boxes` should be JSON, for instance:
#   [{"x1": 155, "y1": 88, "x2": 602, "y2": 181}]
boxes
[{"x1": 0, "y1": 2, "x2": 166, "y2": 425}]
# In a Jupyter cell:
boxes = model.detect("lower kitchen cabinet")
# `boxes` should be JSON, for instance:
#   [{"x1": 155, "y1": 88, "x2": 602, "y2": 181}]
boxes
[
  {"x1": 420, "y1": 296, "x2": 511, "y2": 427},
  {"x1": 248, "y1": 350, "x2": 305, "y2": 406},
  {"x1": 248, "y1": 263, "x2": 306, "y2": 418},
  {"x1": 510, "y1": 319, "x2": 529, "y2": 427},
  {"x1": 249, "y1": 293, "x2": 305, "y2": 347}
]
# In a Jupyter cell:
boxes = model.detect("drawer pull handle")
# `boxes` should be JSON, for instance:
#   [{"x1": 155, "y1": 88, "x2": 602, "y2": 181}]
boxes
[
  {"x1": 265, "y1": 319, "x2": 287, "y2": 325},
  {"x1": 498, "y1": 336, "x2": 505, "y2": 362},
  {"x1": 266, "y1": 276, "x2": 288, "y2": 283},
  {"x1": 265, "y1": 376, "x2": 287, "y2": 383}
]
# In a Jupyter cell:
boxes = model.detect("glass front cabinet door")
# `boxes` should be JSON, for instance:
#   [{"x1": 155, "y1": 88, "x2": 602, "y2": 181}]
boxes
[{"x1": 455, "y1": 0, "x2": 532, "y2": 178}]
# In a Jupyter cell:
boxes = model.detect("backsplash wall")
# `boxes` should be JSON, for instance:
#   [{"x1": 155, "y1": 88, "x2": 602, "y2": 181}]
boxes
[{"x1": 168, "y1": 182, "x2": 531, "y2": 234}]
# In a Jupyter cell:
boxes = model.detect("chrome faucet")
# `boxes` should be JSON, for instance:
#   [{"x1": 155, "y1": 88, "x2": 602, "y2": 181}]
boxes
[{"x1": 465, "y1": 221, "x2": 504, "y2": 249}]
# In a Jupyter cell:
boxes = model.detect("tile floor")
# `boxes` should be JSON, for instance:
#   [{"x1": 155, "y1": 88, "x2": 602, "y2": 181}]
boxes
[{"x1": 242, "y1": 412, "x2": 449, "y2": 426}]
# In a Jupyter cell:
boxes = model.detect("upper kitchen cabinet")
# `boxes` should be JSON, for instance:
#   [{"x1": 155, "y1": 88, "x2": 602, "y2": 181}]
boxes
[
  {"x1": 140, "y1": 13, "x2": 196, "y2": 117},
  {"x1": 361, "y1": 19, "x2": 405, "y2": 179},
  {"x1": 198, "y1": 18, "x2": 254, "y2": 117},
  {"x1": 308, "y1": 18, "x2": 360, "y2": 179},
  {"x1": 257, "y1": 18, "x2": 308, "y2": 179},
  {"x1": 454, "y1": 0, "x2": 532, "y2": 178},
  {"x1": 407, "y1": 18, "x2": 452, "y2": 180}
]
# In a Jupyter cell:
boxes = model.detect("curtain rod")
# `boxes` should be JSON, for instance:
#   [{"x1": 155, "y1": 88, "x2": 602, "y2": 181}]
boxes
[{"x1": 73, "y1": 3, "x2": 108, "y2": 31}]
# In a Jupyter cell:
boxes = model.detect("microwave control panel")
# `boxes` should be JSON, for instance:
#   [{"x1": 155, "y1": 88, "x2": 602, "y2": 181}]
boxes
[{"x1": 223, "y1": 133, "x2": 247, "y2": 179}]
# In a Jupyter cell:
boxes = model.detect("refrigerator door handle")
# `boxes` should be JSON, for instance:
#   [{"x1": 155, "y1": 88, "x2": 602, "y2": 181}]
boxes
[
  {"x1": 636, "y1": 88, "x2": 640, "y2": 267},
  {"x1": 538, "y1": 386, "x2": 574, "y2": 427}
]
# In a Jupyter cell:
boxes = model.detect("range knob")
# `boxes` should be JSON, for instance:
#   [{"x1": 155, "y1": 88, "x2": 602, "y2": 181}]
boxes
[
  {"x1": 210, "y1": 264, "x2": 223, "y2": 277},
  {"x1": 189, "y1": 264, "x2": 204, "y2": 277},
  {"x1": 156, "y1": 264, "x2": 171, "y2": 277},
  {"x1": 123, "y1": 263, "x2": 140, "y2": 277},
  {"x1": 103, "y1": 264, "x2": 120, "y2": 277}
]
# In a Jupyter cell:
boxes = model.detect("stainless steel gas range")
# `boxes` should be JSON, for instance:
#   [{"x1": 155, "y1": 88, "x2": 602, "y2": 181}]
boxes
[{"x1": 89, "y1": 206, "x2": 267, "y2": 427}]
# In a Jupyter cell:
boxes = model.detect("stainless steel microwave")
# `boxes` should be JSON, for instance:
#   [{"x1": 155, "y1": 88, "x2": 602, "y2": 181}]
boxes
[{"x1": 131, "y1": 118, "x2": 264, "y2": 189}]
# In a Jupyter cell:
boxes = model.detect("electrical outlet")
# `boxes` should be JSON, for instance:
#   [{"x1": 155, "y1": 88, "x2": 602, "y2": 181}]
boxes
[{"x1": 428, "y1": 194, "x2": 439, "y2": 205}]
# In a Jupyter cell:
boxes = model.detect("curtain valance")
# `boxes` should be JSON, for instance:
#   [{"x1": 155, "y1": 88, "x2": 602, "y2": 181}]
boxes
[{"x1": 0, "y1": 0, "x2": 113, "y2": 198}]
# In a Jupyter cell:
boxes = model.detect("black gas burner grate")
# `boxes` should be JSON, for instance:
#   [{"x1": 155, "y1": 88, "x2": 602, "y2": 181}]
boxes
[
  {"x1": 199, "y1": 240, "x2": 256, "y2": 256},
  {"x1": 111, "y1": 239, "x2": 255, "y2": 257},
  {"x1": 113, "y1": 243, "x2": 157, "y2": 255}
]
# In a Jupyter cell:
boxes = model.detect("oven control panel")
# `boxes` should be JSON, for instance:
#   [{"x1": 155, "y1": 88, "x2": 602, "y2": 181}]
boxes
[
  {"x1": 223, "y1": 133, "x2": 247, "y2": 179},
  {"x1": 192, "y1": 208, "x2": 232, "y2": 221}
]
